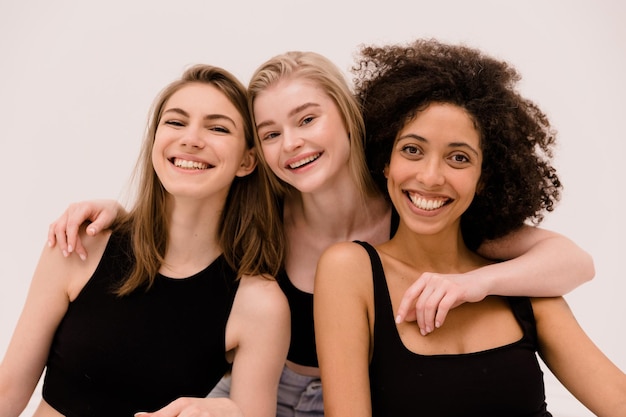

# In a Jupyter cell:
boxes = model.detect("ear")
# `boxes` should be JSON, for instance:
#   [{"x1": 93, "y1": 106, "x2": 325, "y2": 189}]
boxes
[
  {"x1": 236, "y1": 148, "x2": 257, "y2": 177},
  {"x1": 383, "y1": 164, "x2": 390, "y2": 179}
]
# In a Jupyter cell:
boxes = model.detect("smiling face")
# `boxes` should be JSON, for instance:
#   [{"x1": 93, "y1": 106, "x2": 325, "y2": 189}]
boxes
[
  {"x1": 385, "y1": 103, "x2": 482, "y2": 237},
  {"x1": 253, "y1": 77, "x2": 352, "y2": 194},
  {"x1": 151, "y1": 82, "x2": 255, "y2": 203}
]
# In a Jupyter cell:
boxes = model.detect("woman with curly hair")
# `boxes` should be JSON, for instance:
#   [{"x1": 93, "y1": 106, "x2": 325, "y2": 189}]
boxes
[{"x1": 314, "y1": 39, "x2": 626, "y2": 416}]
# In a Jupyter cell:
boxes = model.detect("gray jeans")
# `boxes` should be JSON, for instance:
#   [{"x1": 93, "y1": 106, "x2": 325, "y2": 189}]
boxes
[{"x1": 208, "y1": 365, "x2": 324, "y2": 417}]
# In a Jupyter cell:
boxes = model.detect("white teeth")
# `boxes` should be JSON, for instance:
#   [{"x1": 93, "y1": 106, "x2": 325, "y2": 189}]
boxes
[
  {"x1": 173, "y1": 158, "x2": 209, "y2": 170},
  {"x1": 289, "y1": 153, "x2": 320, "y2": 169},
  {"x1": 408, "y1": 194, "x2": 446, "y2": 211}
]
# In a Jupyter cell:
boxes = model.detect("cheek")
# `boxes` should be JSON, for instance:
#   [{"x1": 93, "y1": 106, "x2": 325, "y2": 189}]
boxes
[{"x1": 260, "y1": 143, "x2": 282, "y2": 172}]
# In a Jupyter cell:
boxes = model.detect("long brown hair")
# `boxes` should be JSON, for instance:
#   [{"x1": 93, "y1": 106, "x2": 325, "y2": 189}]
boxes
[{"x1": 114, "y1": 64, "x2": 284, "y2": 296}]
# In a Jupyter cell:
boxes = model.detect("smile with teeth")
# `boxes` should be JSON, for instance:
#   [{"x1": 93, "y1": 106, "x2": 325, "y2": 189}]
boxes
[
  {"x1": 407, "y1": 192, "x2": 448, "y2": 211},
  {"x1": 288, "y1": 153, "x2": 321, "y2": 169},
  {"x1": 172, "y1": 158, "x2": 209, "y2": 170}
]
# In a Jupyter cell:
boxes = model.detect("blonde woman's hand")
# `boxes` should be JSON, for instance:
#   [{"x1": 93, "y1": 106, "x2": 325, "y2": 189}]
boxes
[
  {"x1": 395, "y1": 271, "x2": 488, "y2": 335},
  {"x1": 47, "y1": 199, "x2": 123, "y2": 260}
]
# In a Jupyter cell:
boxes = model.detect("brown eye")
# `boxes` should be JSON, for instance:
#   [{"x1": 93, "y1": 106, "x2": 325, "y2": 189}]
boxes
[
  {"x1": 210, "y1": 126, "x2": 230, "y2": 134},
  {"x1": 448, "y1": 153, "x2": 471, "y2": 166},
  {"x1": 401, "y1": 144, "x2": 421, "y2": 155}
]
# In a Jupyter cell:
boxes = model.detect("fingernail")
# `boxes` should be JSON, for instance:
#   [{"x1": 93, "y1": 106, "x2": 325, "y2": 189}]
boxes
[
  {"x1": 62, "y1": 250, "x2": 68, "y2": 257},
  {"x1": 435, "y1": 321, "x2": 441, "y2": 328},
  {"x1": 47, "y1": 240, "x2": 52, "y2": 248},
  {"x1": 68, "y1": 245, "x2": 73, "y2": 253},
  {"x1": 395, "y1": 315, "x2": 402, "y2": 324},
  {"x1": 87, "y1": 227, "x2": 95, "y2": 235},
  {"x1": 79, "y1": 253, "x2": 87, "y2": 261},
  {"x1": 420, "y1": 328, "x2": 427, "y2": 336}
]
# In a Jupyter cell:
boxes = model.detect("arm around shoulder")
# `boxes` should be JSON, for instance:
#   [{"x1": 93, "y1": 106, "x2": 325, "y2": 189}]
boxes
[{"x1": 475, "y1": 225, "x2": 595, "y2": 297}]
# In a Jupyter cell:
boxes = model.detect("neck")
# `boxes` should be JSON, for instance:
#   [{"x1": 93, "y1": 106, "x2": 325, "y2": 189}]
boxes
[
  {"x1": 383, "y1": 223, "x2": 485, "y2": 274},
  {"x1": 161, "y1": 197, "x2": 223, "y2": 277},
  {"x1": 284, "y1": 175, "x2": 389, "y2": 240}
]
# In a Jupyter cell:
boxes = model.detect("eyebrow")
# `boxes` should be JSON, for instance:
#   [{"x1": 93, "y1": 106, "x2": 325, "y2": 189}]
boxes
[
  {"x1": 162, "y1": 107, "x2": 237, "y2": 127},
  {"x1": 398, "y1": 133, "x2": 480, "y2": 157},
  {"x1": 256, "y1": 102, "x2": 320, "y2": 130}
]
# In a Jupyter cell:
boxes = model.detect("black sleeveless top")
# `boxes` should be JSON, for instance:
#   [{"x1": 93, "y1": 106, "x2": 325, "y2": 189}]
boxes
[
  {"x1": 357, "y1": 241, "x2": 552, "y2": 417},
  {"x1": 277, "y1": 270, "x2": 318, "y2": 367},
  {"x1": 42, "y1": 231, "x2": 239, "y2": 417},
  {"x1": 278, "y1": 209, "x2": 400, "y2": 368}
]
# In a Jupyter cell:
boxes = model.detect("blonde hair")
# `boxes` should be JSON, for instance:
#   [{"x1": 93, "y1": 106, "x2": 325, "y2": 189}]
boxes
[
  {"x1": 114, "y1": 64, "x2": 284, "y2": 296},
  {"x1": 247, "y1": 51, "x2": 378, "y2": 201}
]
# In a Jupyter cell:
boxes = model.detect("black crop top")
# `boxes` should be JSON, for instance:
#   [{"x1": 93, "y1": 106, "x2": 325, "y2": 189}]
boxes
[
  {"x1": 278, "y1": 209, "x2": 400, "y2": 368},
  {"x1": 277, "y1": 269, "x2": 317, "y2": 367},
  {"x1": 357, "y1": 241, "x2": 552, "y2": 417},
  {"x1": 42, "y1": 231, "x2": 239, "y2": 417}
]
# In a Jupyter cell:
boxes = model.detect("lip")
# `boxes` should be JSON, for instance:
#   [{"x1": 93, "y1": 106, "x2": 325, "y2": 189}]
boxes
[{"x1": 284, "y1": 151, "x2": 322, "y2": 170}]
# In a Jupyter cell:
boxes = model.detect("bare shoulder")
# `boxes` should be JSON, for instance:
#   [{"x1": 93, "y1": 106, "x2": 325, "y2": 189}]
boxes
[
  {"x1": 318, "y1": 241, "x2": 371, "y2": 268},
  {"x1": 79, "y1": 225, "x2": 112, "y2": 257},
  {"x1": 317, "y1": 241, "x2": 372, "y2": 278},
  {"x1": 235, "y1": 274, "x2": 289, "y2": 320},
  {"x1": 63, "y1": 227, "x2": 112, "y2": 300},
  {"x1": 315, "y1": 241, "x2": 373, "y2": 300}
]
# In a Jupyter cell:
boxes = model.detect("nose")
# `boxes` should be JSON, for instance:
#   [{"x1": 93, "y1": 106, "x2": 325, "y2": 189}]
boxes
[
  {"x1": 282, "y1": 128, "x2": 304, "y2": 153},
  {"x1": 416, "y1": 157, "x2": 445, "y2": 188},
  {"x1": 180, "y1": 124, "x2": 205, "y2": 149}
]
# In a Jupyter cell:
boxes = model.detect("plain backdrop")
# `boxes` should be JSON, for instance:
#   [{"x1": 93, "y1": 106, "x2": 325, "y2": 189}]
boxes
[{"x1": 0, "y1": 1, "x2": 624, "y2": 416}]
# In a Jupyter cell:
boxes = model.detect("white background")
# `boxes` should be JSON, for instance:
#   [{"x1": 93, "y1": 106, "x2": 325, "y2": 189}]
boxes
[{"x1": 0, "y1": 1, "x2": 624, "y2": 415}]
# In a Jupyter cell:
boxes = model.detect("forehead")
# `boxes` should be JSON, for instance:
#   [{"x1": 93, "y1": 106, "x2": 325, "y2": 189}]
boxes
[
  {"x1": 164, "y1": 83, "x2": 242, "y2": 121},
  {"x1": 254, "y1": 77, "x2": 330, "y2": 111},
  {"x1": 400, "y1": 103, "x2": 480, "y2": 147}
]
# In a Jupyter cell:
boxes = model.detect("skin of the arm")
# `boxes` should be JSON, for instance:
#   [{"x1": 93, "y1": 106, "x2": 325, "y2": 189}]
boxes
[
  {"x1": 0, "y1": 228, "x2": 109, "y2": 416},
  {"x1": 228, "y1": 274, "x2": 291, "y2": 417},
  {"x1": 138, "y1": 274, "x2": 291, "y2": 417},
  {"x1": 476, "y1": 225, "x2": 595, "y2": 295},
  {"x1": 532, "y1": 296, "x2": 626, "y2": 416},
  {"x1": 314, "y1": 241, "x2": 374, "y2": 417},
  {"x1": 395, "y1": 225, "x2": 595, "y2": 334}
]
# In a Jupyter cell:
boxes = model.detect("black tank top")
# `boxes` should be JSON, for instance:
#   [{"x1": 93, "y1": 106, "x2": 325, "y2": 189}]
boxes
[
  {"x1": 42, "y1": 231, "x2": 239, "y2": 417},
  {"x1": 278, "y1": 209, "x2": 400, "y2": 368},
  {"x1": 277, "y1": 269, "x2": 317, "y2": 367},
  {"x1": 357, "y1": 241, "x2": 552, "y2": 417}
]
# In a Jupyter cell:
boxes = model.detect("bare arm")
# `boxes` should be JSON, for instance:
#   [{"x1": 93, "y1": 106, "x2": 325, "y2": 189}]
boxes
[
  {"x1": 476, "y1": 225, "x2": 594, "y2": 295},
  {"x1": 396, "y1": 226, "x2": 595, "y2": 335},
  {"x1": 228, "y1": 275, "x2": 290, "y2": 417},
  {"x1": 0, "y1": 229, "x2": 108, "y2": 416},
  {"x1": 314, "y1": 242, "x2": 373, "y2": 417},
  {"x1": 47, "y1": 199, "x2": 125, "y2": 260},
  {"x1": 533, "y1": 297, "x2": 626, "y2": 416}
]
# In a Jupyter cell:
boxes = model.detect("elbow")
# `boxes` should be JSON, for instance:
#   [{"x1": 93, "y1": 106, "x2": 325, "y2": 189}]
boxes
[
  {"x1": 567, "y1": 248, "x2": 595, "y2": 291},
  {"x1": 581, "y1": 250, "x2": 596, "y2": 284}
]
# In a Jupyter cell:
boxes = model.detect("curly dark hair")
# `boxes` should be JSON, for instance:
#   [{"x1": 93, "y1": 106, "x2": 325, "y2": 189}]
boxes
[{"x1": 352, "y1": 39, "x2": 561, "y2": 250}]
